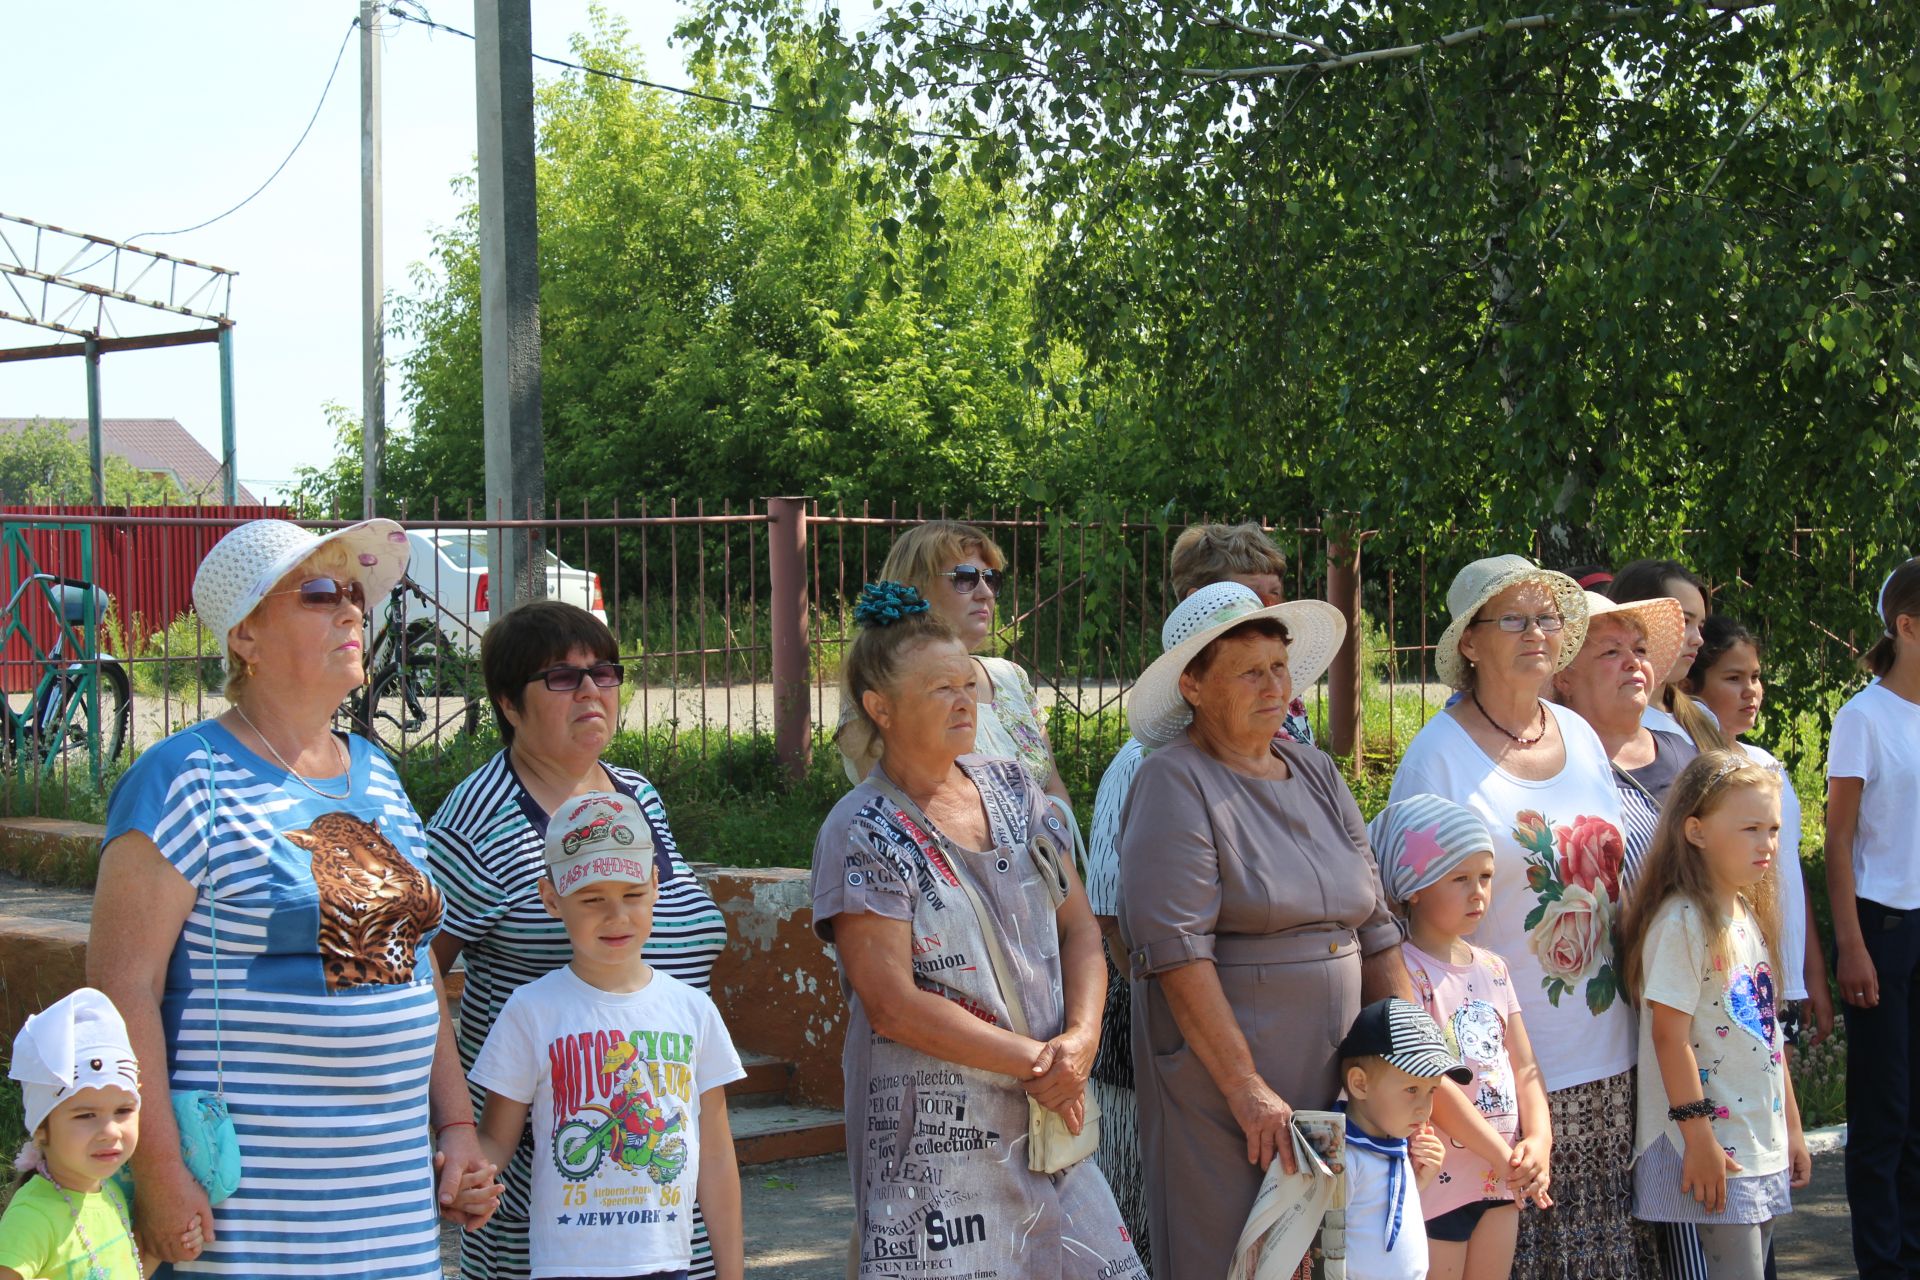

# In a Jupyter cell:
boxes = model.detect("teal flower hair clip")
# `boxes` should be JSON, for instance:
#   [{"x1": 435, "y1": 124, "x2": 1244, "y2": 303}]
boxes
[{"x1": 854, "y1": 581, "x2": 931, "y2": 628}]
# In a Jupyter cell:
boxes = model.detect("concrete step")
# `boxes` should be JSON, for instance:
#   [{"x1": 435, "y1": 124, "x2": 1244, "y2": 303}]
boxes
[
  {"x1": 730, "y1": 1102, "x2": 847, "y2": 1165},
  {"x1": 728, "y1": 1050, "x2": 794, "y2": 1100}
]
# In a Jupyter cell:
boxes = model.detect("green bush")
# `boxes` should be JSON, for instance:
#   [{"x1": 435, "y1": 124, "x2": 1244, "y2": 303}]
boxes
[
  {"x1": 1791, "y1": 1022, "x2": 1847, "y2": 1130},
  {"x1": 125, "y1": 610, "x2": 224, "y2": 699}
]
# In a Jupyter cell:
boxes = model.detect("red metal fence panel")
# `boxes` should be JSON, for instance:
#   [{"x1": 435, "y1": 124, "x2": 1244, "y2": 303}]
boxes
[{"x1": 1, "y1": 503, "x2": 286, "y2": 692}]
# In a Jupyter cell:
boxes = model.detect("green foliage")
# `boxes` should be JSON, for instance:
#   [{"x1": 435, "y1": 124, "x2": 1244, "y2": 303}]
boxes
[
  {"x1": 1790, "y1": 1021, "x2": 1847, "y2": 1129},
  {"x1": 124, "y1": 610, "x2": 225, "y2": 699},
  {"x1": 344, "y1": 12, "x2": 1105, "y2": 524},
  {"x1": 684, "y1": 0, "x2": 1919, "y2": 738},
  {"x1": 0, "y1": 418, "x2": 183, "y2": 505}
]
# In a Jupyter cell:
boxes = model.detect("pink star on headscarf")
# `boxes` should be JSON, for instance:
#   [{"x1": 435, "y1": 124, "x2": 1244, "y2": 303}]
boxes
[{"x1": 1401, "y1": 824, "x2": 1452, "y2": 879}]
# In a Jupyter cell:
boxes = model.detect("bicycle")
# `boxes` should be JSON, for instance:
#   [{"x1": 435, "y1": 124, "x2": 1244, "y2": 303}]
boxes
[
  {"x1": 346, "y1": 575, "x2": 484, "y2": 740},
  {"x1": 0, "y1": 572, "x2": 133, "y2": 773}
]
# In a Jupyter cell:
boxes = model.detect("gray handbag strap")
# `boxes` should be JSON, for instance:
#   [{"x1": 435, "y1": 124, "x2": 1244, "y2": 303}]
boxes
[
  {"x1": 868, "y1": 769, "x2": 1034, "y2": 1040},
  {"x1": 190, "y1": 733, "x2": 225, "y2": 1097}
]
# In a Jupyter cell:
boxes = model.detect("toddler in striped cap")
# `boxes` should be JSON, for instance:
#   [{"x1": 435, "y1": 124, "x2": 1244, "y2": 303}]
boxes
[{"x1": 1367, "y1": 796, "x2": 1555, "y2": 1280}]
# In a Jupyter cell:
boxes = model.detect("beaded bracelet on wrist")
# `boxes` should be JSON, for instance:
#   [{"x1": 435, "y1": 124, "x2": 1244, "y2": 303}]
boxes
[{"x1": 1667, "y1": 1098, "x2": 1717, "y2": 1123}]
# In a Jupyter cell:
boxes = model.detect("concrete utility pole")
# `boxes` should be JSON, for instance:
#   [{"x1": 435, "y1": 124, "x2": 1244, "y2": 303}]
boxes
[
  {"x1": 474, "y1": 0, "x2": 547, "y2": 609},
  {"x1": 360, "y1": 0, "x2": 384, "y2": 519}
]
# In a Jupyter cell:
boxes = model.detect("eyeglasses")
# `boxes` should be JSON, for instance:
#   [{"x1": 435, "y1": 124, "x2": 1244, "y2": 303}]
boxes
[
  {"x1": 526, "y1": 662, "x2": 625, "y2": 692},
  {"x1": 1467, "y1": 612, "x2": 1566, "y2": 634},
  {"x1": 940, "y1": 566, "x2": 1005, "y2": 595},
  {"x1": 263, "y1": 577, "x2": 368, "y2": 612}
]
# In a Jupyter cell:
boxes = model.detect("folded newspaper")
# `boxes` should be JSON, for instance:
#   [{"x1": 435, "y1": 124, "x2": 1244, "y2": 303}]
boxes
[{"x1": 1228, "y1": 1110, "x2": 1349, "y2": 1280}]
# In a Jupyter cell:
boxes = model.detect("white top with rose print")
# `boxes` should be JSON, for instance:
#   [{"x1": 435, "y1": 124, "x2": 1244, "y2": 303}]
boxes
[{"x1": 1390, "y1": 701, "x2": 1634, "y2": 1092}]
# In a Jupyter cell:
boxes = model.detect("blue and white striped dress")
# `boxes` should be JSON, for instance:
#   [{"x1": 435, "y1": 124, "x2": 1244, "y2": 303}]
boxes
[
  {"x1": 425, "y1": 752, "x2": 729, "y2": 1280},
  {"x1": 104, "y1": 723, "x2": 447, "y2": 1279}
]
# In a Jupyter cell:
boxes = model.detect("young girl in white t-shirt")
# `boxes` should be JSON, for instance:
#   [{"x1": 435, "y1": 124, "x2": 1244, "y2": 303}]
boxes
[
  {"x1": 1684, "y1": 616, "x2": 1833, "y2": 1046},
  {"x1": 1370, "y1": 796, "x2": 1553, "y2": 1280},
  {"x1": 1620, "y1": 751, "x2": 1812, "y2": 1280},
  {"x1": 1826, "y1": 557, "x2": 1920, "y2": 1279}
]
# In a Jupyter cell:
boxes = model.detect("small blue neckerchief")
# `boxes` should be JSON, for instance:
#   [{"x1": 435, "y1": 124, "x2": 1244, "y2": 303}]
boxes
[{"x1": 1340, "y1": 1105, "x2": 1411, "y2": 1253}]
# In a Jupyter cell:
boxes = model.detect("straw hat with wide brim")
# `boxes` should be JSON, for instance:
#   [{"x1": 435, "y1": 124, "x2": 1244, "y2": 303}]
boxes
[
  {"x1": 193, "y1": 519, "x2": 412, "y2": 660},
  {"x1": 1128, "y1": 582, "x2": 1348, "y2": 749},
  {"x1": 1435, "y1": 555, "x2": 1589, "y2": 691},
  {"x1": 1577, "y1": 591, "x2": 1685, "y2": 689}
]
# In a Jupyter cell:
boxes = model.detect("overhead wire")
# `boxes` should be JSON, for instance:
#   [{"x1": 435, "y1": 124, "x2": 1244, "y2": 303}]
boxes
[
  {"x1": 379, "y1": 4, "x2": 982, "y2": 142},
  {"x1": 69, "y1": 17, "x2": 359, "y2": 272}
]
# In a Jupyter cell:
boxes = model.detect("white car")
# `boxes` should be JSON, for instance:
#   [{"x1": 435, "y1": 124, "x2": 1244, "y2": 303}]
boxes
[{"x1": 395, "y1": 529, "x2": 609, "y2": 653}]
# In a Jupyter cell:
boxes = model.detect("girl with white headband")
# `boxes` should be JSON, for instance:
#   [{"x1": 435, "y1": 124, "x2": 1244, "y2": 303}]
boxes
[{"x1": 1825, "y1": 556, "x2": 1920, "y2": 1280}]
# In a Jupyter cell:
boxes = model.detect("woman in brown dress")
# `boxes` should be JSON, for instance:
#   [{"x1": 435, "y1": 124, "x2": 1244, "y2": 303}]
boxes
[{"x1": 1117, "y1": 583, "x2": 1408, "y2": 1280}]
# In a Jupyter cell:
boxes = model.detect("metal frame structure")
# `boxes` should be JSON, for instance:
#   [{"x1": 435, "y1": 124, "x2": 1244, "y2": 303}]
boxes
[{"x1": 0, "y1": 212, "x2": 238, "y2": 503}]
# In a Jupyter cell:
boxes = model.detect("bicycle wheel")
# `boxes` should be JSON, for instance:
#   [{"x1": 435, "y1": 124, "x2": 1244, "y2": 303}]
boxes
[
  {"x1": 34, "y1": 662, "x2": 132, "y2": 767},
  {"x1": 398, "y1": 624, "x2": 483, "y2": 736}
]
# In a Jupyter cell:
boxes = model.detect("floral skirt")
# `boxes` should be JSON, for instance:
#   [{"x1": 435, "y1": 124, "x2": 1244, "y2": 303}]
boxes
[{"x1": 1513, "y1": 1069, "x2": 1661, "y2": 1280}]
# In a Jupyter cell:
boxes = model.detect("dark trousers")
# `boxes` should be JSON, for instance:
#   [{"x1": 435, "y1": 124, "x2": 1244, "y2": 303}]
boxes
[{"x1": 1845, "y1": 897, "x2": 1920, "y2": 1280}]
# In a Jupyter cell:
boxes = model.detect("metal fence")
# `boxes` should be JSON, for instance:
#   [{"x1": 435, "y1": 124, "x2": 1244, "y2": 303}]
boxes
[{"x1": 0, "y1": 497, "x2": 1876, "y2": 815}]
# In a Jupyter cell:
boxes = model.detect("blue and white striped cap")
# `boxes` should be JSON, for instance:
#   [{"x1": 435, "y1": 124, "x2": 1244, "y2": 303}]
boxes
[
  {"x1": 1339, "y1": 997, "x2": 1473, "y2": 1084},
  {"x1": 1367, "y1": 794, "x2": 1494, "y2": 908}
]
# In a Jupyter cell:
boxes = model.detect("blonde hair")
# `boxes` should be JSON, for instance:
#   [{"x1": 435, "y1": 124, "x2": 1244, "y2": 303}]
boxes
[
  {"x1": 878, "y1": 521, "x2": 1006, "y2": 601},
  {"x1": 223, "y1": 540, "x2": 366, "y2": 701},
  {"x1": 1168, "y1": 522, "x2": 1289, "y2": 598},
  {"x1": 1618, "y1": 749, "x2": 1784, "y2": 1004},
  {"x1": 834, "y1": 597, "x2": 962, "y2": 771}
]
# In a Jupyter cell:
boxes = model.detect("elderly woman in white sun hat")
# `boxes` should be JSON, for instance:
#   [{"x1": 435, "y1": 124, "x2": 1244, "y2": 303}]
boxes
[
  {"x1": 87, "y1": 519, "x2": 501, "y2": 1279},
  {"x1": 1549, "y1": 591, "x2": 1695, "y2": 902},
  {"x1": 1116, "y1": 582, "x2": 1409, "y2": 1280},
  {"x1": 1389, "y1": 555, "x2": 1658, "y2": 1280}
]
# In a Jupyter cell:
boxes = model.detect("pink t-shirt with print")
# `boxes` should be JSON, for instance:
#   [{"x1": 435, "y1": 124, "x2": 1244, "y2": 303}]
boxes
[{"x1": 1403, "y1": 941, "x2": 1524, "y2": 1218}]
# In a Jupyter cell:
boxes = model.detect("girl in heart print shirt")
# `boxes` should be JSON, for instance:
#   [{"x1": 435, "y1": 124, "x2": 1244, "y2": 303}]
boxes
[{"x1": 1619, "y1": 751, "x2": 1813, "y2": 1277}]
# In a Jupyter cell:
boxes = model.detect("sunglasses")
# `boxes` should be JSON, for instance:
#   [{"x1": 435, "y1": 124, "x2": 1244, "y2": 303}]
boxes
[
  {"x1": 264, "y1": 577, "x2": 368, "y2": 611},
  {"x1": 940, "y1": 566, "x2": 1005, "y2": 596},
  {"x1": 526, "y1": 661, "x2": 625, "y2": 692}
]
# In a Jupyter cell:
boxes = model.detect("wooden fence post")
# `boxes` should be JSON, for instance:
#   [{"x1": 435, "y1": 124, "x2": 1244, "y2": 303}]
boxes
[
  {"x1": 767, "y1": 497, "x2": 812, "y2": 782},
  {"x1": 1326, "y1": 522, "x2": 1364, "y2": 771}
]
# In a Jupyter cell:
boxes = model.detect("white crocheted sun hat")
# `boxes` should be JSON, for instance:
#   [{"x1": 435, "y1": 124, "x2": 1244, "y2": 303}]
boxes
[
  {"x1": 1434, "y1": 555, "x2": 1589, "y2": 691},
  {"x1": 192, "y1": 519, "x2": 411, "y2": 656},
  {"x1": 1127, "y1": 582, "x2": 1347, "y2": 749}
]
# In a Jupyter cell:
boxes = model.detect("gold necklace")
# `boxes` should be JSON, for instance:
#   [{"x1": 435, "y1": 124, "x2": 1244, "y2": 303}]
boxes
[{"x1": 233, "y1": 705, "x2": 351, "y2": 800}]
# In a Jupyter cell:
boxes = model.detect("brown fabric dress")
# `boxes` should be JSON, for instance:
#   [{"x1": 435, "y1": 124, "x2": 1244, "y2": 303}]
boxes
[{"x1": 1117, "y1": 736, "x2": 1401, "y2": 1280}]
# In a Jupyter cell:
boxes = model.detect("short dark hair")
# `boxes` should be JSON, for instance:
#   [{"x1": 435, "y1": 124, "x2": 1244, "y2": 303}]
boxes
[
  {"x1": 1610, "y1": 558, "x2": 1707, "y2": 607},
  {"x1": 1866, "y1": 557, "x2": 1920, "y2": 678},
  {"x1": 481, "y1": 599, "x2": 619, "y2": 746},
  {"x1": 1185, "y1": 617, "x2": 1291, "y2": 681}
]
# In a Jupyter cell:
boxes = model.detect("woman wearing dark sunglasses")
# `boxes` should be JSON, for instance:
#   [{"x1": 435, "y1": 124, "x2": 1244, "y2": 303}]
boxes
[
  {"x1": 90, "y1": 518, "x2": 504, "y2": 1279},
  {"x1": 424, "y1": 599, "x2": 730, "y2": 1280},
  {"x1": 837, "y1": 520, "x2": 1072, "y2": 810}
]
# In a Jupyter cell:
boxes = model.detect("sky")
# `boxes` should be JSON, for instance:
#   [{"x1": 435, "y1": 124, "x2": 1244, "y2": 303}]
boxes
[{"x1": 1, "y1": 2, "x2": 694, "y2": 501}]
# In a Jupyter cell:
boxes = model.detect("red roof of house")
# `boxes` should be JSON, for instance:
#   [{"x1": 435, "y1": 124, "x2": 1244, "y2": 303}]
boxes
[{"x1": 0, "y1": 416, "x2": 257, "y2": 504}]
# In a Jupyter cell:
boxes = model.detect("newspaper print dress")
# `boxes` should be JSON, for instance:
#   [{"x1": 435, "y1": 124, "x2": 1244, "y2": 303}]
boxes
[{"x1": 810, "y1": 755, "x2": 1146, "y2": 1280}]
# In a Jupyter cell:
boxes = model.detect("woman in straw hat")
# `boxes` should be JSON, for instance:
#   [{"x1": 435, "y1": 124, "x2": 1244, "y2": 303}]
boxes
[
  {"x1": 1389, "y1": 555, "x2": 1658, "y2": 1280},
  {"x1": 1551, "y1": 592, "x2": 1696, "y2": 901},
  {"x1": 1116, "y1": 582, "x2": 1404, "y2": 1280},
  {"x1": 87, "y1": 519, "x2": 501, "y2": 1278}
]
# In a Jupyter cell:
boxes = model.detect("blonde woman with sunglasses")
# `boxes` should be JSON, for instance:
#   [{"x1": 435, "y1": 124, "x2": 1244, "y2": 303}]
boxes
[
  {"x1": 836, "y1": 520, "x2": 1071, "y2": 808},
  {"x1": 89, "y1": 519, "x2": 503, "y2": 1279}
]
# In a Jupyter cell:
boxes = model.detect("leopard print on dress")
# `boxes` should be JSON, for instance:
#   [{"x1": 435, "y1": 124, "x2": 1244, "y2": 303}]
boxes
[{"x1": 284, "y1": 813, "x2": 445, "y2": 991}]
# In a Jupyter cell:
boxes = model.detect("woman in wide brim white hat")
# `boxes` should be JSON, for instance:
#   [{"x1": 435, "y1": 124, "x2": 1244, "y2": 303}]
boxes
[
  {"x1": 1388, "y1": 558, "x2": 1662, "y2": 1280},
  {"x1": 1117, "y1": 583, "x2": 1421, "y2": 1280},
  {"x1": 1126, "y1": 581, "x2": 1347, "y2": 749},
  {"x1": 86, "y1": 519, "x2": 505, "y2": 1277}
]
